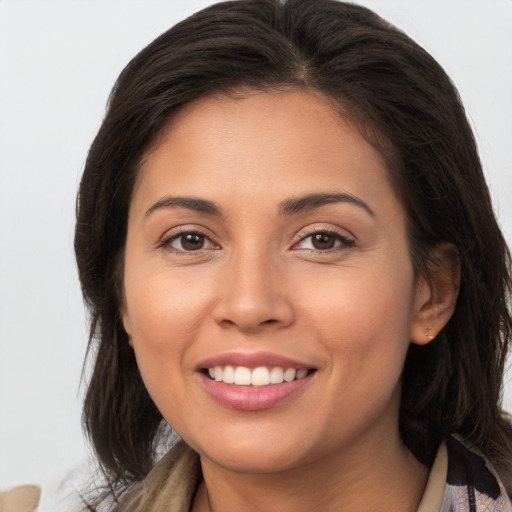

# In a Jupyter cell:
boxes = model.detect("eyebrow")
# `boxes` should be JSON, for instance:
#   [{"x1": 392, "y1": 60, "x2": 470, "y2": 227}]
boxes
[
  {"x1": 279, "y1": 192, "x2": 375, "y2": 217},
  {"x1": 145, "y1": 196, "x2": 223, "y2": 217},
  {"x1": 145, "y1": 192, "x2": 374, "y2": 219}
]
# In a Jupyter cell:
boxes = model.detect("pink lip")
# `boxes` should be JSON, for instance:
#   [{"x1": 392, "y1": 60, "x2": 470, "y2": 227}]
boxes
[
  {"x1": 198, "y1": 371, "x2": 315, "y2": 411},
  {"x1": 197, "y1": 351, "x2": 312, "y2": 370}
]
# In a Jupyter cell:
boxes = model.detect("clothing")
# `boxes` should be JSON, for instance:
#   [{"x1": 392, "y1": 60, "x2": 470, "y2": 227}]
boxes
[
  {"x1": 115, "y1": 436, "x2": 511, "y2": 512},
  {"x1": 417, "y1": 441, "x2": 448, "y2": 512},
  {"x1": 0, "y1": 485, "x2": 41, "y2": 512},
  {"x1": 45, "y1": 436, "x2": 512, "y2": 511},
  {"x1": 417, "y1": 437, "x2": 512, "y2": 512},
  {"x1": 439, "y1": 436, "x2": 512, "y2": 511}
]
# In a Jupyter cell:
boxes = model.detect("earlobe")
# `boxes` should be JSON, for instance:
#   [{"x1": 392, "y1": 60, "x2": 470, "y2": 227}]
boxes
[
  {"x1": 119, "y1": 283, "x2": 134, "y2": 346},
  {"x1": 121, "y1": 307, "x2": 134, "y2": 344},
  {"x1": 410, "y1": 243, "x2": 460, "y2": 345}
]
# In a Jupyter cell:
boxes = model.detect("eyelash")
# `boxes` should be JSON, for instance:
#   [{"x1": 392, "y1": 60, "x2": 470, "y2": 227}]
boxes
[
  {"x1": 159, "y1": 229, "x2": 219, "y2": 253},
  {"x1": 159, "y1": 227, "x2": 355, "y2": 254},
  {"x1": 292, "y1": 229, "x2": 355, "y2": 253}
]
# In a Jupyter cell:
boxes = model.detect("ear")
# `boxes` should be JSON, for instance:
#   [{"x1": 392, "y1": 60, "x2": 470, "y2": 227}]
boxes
[
  {"x1": 410, "y1": 243, "x2": 460, "y2": 345},
  {"x1": 121, "y1": 306, "x2": 134, "y2": 347}
]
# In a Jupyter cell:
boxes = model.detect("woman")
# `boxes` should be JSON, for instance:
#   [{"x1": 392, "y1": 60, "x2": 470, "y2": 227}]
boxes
[{"x1": 74, "y1": 0, "x2": 512, "y2": 510}]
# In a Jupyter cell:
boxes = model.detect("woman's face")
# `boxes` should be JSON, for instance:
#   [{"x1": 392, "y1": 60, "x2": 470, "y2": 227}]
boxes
[{"x1": 122, "y1": 89, "x2": 430, "y2": 473}]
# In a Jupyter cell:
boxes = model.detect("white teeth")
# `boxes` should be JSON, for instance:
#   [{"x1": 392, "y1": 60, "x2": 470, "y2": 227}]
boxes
[
  {"x1": 234, "y1": 366, "x2": 251, "y2": 385},
  {"x1": 296, "y1": 369, "x2": 308, "y2": 379},
  {"x1": 283, "y1": 368, "x2": 296, "y2": 382},
  {"x1": 251, "y1": 367, "x2": 270, "y2": 386},
  {"x1": 223, "y1": 365, "x2": 235, "y2": 384},
  {"x1": 269, "y1": 367, "x2": 284, "y2": 384},
  {"x1": 208, "y1": 365, "x2": 310, "y2": 386}
]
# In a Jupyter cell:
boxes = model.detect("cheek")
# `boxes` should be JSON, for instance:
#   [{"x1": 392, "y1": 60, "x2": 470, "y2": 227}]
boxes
[
  {"x1": 299, "y1": 257, "x2": 415, "y2": 385},
  {"x1": 300, "y1": 253, "x2": 414, "y2": 333},
  {"x1": 124, "y1": 261, "x2": 208, "y2": 341},
  {"x1": 122, "y1": 265, "x2": 212, "y2": 401}
]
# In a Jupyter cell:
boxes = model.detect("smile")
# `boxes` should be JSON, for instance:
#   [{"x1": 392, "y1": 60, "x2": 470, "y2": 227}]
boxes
[
  {"x1": 197, "y1": 352, "x2": 317, "y2": 410},
  {"x1": 206, "y1": 366, "x2": 311, "y2": 386}
]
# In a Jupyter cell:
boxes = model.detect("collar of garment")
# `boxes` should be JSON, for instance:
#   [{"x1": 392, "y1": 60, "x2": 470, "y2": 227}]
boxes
[{"x1": 118, "y1": 436, "x2": 512, "y2": 512}]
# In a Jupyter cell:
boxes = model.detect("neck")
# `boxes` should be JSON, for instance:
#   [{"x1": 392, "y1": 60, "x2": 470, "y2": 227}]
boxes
[{"x1": 193, "y1": 429, "x2": 429, "y2": 512}]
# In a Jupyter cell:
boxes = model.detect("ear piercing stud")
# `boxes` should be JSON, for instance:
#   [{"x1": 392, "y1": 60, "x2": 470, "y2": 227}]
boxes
[{"x1": 425, "y1": 325, "x2": 434, "y2": 340}]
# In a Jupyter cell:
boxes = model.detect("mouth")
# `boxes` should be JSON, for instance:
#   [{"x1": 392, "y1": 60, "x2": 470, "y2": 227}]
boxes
[
  {"x1": 202, "y1": 365, "x2": 316, "y2": 386},
  {"x1": 196, "y1": 352, "x2": 317, "y2": 410}
]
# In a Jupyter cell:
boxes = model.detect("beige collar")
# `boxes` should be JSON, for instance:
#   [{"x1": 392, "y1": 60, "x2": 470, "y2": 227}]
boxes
[
  {"x1": 120, "y1": 441, "x2": 449, "y2": 512},
  {"x1": 119, "y1": 441, "x2": 200, "y2": 512},
  {"x1": 416, "y1": 442, "x2": 448, "y2": 512}
]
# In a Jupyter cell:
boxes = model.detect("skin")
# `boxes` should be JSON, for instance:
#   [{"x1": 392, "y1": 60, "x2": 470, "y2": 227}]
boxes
[{"x1": 122, "y1": 89, "x2": 458, "y2": 512}]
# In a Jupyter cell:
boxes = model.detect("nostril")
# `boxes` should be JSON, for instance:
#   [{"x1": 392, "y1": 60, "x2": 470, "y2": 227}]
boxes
[{"x1": 218, "y1": 318, "x2": 279, "y2": 329}]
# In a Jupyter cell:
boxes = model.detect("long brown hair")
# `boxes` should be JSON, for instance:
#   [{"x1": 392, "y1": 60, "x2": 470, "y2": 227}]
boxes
[{"x1": 75, "y1": 0, "x2": 512, "y2": 506}]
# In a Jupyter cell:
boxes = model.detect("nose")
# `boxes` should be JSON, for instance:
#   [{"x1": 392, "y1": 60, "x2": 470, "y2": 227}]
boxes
[{"x1": 212, "y1": 250, "x2": 295, "y2": 333}]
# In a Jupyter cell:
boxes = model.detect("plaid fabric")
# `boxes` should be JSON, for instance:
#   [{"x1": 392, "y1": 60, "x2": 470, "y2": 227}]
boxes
[{"x1": 441, "y1": 437, "x2": 512, "y2": 512}]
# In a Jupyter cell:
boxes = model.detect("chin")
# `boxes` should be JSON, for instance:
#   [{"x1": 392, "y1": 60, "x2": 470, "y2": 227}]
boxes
[
  {"x1": 202, "y1": 443, "x2": 307, "y2": 474},
  {"x1": 182, "y1": 424, "x2": 315, "y2": 475}
]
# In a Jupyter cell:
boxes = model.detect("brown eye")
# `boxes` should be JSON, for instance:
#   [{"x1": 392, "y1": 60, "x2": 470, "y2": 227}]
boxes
[
  {"x1": 311, "y1": 233, "x2": 336, "y2": 250},
  {"x1": 168, "y1": 232, "x2": 213, "y2": 251},
  {"x1": 294, "y1": 230, "x2": 355, "y2": 252},
  {"x1": 181, "y1": 233, "x2": 205, "y2": 250}
]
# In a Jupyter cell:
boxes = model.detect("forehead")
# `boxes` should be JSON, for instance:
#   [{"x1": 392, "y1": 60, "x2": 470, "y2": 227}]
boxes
[{"x1": 133, "y1": 88, "x2": 399, "y2": 219}]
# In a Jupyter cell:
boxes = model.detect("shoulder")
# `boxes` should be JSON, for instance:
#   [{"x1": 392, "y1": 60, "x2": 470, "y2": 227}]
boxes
[
  {"x1": 443, "y1": 436, "x2": 512, "y2": 511},
  {"x1": 117, "y1": 441, "x2": 200, "y2": 512}
]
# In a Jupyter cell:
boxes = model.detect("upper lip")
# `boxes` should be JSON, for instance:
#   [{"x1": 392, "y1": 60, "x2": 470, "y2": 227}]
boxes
[{"x1": 197, "y1": 351, "x2": 314, "y2": 370}]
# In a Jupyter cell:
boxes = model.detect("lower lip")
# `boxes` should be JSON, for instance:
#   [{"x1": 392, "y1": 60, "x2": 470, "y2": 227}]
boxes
[{"x1": 198, "y1": 372, "x2": 314, "y2": 411}]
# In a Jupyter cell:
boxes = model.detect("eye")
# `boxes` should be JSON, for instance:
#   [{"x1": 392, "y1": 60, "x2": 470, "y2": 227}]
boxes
[
  {"x1": 164, "y1": 231, "x2": 217, "y2": 252},
  {"x1": 294, "y1": 230, "x2": 355, "y2": 251}
]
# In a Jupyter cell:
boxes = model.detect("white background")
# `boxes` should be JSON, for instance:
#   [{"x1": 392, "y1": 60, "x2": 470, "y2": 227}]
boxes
[{"x1": 1, "y1": 0, "x2": 511, "y2": 490}]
